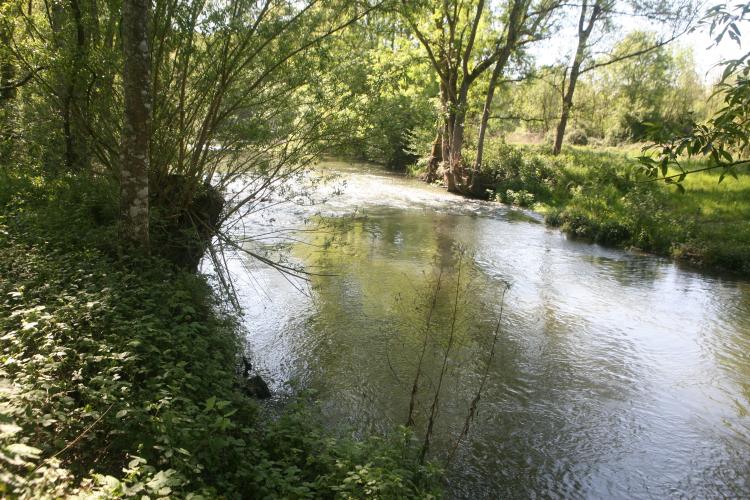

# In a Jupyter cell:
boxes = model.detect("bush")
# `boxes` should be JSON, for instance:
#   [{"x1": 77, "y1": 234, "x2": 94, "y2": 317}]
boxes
[
  {"x1": 495, "y1": 189, "x2": 535, "y2": 207},
  {"x1": 565, "y1": 128, "x2": 588, "y2": 145},
  {"x1": 478, "y1": 143, "x2": 559, "y2": 204}
]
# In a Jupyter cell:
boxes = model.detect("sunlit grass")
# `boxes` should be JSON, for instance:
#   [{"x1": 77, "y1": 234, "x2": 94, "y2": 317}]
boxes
[{"x1": 491, "y1": 143, "x2": 750, "y2": 273}]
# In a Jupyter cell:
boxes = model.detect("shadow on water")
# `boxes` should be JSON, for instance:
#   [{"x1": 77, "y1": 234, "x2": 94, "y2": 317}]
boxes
[{"x1": 231, "y1": 162, "x2": 750, "y2": 499}]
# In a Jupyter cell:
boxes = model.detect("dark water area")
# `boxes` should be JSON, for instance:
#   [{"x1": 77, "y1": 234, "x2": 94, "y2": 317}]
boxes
[{"x1": 224, "y1": 161, "x2": 750, "y2": 498}]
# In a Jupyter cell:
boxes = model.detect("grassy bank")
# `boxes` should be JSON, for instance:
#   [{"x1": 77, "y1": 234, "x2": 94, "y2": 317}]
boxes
[
  {"x1": 0, "y1": 173, "x2": 439, "y2": 498},
  {"x1": 450, "y1": 142, "x2": 750, "y2": 275}
]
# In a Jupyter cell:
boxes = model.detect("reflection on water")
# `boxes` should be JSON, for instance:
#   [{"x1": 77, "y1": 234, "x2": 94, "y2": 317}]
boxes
[{"x1": 228, "y1": 162, "x2": 750, "y2": 498}]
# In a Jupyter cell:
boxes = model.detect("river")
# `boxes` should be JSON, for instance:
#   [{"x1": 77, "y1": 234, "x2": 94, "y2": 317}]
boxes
[{"x1": 224, "y1": 161, "x2": 750, "y2": 498}]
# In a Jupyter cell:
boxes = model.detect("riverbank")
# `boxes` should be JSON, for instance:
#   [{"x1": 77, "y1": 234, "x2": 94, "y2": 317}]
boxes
[
  {"x1": 0, "y1": 172, "x2": 440, "y2": 497},
  {"x1": 412, "y1": 143, "x2": 750, "y2": 276}
]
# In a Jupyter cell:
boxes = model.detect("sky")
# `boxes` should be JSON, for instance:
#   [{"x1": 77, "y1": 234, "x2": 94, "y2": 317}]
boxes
[
  {"x1": 530, "y1": 0, "x2": 746, "y2": 84},
  {"x1": 687, "y1": 24, "x2": 745, "y2": 81}
]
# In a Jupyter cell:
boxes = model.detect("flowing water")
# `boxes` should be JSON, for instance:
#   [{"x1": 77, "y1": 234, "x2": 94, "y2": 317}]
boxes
[{"x1": 227, "y1": 161, "x2": 750, "y2": 498}]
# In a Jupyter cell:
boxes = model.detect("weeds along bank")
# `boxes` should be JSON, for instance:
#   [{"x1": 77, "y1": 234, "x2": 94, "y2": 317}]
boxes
[
  {"x1": 0, "y1": 173, "x2": 440, "y2": 498},
  {"x1": 412, "y1": 143, "x2": 750, "y2": 276}
]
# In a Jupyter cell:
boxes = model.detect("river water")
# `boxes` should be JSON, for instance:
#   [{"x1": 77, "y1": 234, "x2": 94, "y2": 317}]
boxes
[{"x1": 226, "y1": 161, "x2": 750, "y2": 498}]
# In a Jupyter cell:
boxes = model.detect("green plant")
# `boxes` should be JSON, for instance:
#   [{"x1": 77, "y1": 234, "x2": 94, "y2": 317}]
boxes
[
  {"x1": 566, "y1": 128, "x2": 588, "y2": 146},
  {"x1": 0, "y1": 174, "x2": 442, "y2": 498}
]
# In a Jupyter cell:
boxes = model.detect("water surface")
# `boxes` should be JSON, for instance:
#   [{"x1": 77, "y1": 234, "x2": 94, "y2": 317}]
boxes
[{"x1": 228, "y1": 161, "x2": 750, "y2": 498}]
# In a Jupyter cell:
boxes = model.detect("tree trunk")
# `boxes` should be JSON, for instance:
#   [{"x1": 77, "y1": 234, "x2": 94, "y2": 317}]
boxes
[
  {"x1": 471, "y1": 0, "x2": 525, "y2": 189},
  {"x1": 0, "y1": 5, "x2": 15, "y2": 161},
  {"x1": 425, "y1": 131, "x2": 442, "y2": 181},
  {"x1": 67, "y1": 0, "x2": 89, "y2": 171},
  {"x1": 120, "y1": 0, "x2": 151, "y2": 248},
  {"x1": 48, "y1": 1, "x2": 89, "y2": 172},
  {"x1": 426, "y1": 80, "x2": 449, "y2": 182},
  {"x1": 471, "y1": 48, "x2": 513, "y2": 192},
  {"x1": 445, "y1": 84, "x2": 469, "y2": 193},
  {"x1": 553, "y1": 84, "x2": 575, "y2": 155},
  {"x1": 469, "y1": 72, "x2": 500, "y2": 194},
  {"x1": 553, "y1": 0, "x2": 600, "y2": 155},
  {"x1": 442, "y1": 108, "x2": 457, "y2": 192}
]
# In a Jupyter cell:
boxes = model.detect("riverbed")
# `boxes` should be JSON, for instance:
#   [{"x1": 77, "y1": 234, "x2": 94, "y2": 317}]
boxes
[{"x1": 226, "y1": 161, "x2": 750, "y2": 498}]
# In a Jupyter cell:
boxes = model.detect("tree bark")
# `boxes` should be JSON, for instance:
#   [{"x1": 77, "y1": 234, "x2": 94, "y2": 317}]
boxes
[
  {"x1": 425, "y1": 79, "x2": 449, "y2": 182},
  {"x1": 121, "y1": 0, "x2": 151, "y2": 248},
  {"x1": 553, "y1": 78, "x2": 575, "y2": 154},
  {"x1": 48, "y1": 1, "x2": 89, "y2": 172},
  {"x1": 446, "y1": 83, "x2": 470, "y2": 192},
  {"x1": 425, "y1": 131, "x2": 442, "y2": 181},
  {"x1": 66, "y1": 0, "x2": 89, "y2": 171},
  {"x1": 470, "y1": 60, "x2": 503, "y2": 193}
]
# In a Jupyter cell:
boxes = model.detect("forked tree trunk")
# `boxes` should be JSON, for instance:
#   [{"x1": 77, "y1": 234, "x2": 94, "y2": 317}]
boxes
[{"x1": 120, "y1": 0, "x2": 151, "y2": 248}]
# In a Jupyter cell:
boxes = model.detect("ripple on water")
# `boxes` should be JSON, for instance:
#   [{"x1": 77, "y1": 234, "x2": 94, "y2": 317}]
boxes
[{"x1": 224, "y1": 163, "x2": 750, "y2": 499}]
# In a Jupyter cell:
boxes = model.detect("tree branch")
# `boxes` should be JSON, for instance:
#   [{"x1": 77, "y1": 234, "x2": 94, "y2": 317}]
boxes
[{"x1": 0, "y1": 66, "x2": 45, "y2": 91}]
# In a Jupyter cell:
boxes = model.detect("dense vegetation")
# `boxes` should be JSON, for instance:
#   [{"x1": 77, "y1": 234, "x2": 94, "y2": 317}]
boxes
[
  {"x1": 0, "y1": 172, "x2": 439, "y2": 497},
  {"x1": 1, "y1": 0, "x2": 748, "y2": 497},
  {"x1": 440, "y1": 143, "x2": 750, "y2": 274}
]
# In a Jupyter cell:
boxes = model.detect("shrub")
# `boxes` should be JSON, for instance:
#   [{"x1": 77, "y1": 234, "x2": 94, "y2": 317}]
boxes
[
  {"x1": 479, "y1": 143, "x2": 559, "y2": 204},
  {"x1": 565, "y1": 128, "x2": 588, "y2": 145},
  {"x1": 495, "y1": 189, "x2": 535, "y2": 207}
]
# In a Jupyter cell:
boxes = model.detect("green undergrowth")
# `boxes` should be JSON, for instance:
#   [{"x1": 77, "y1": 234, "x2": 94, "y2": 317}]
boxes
[
  {"x1": 0, "y1": 172, "x2": 440, "y2": 498},
  {"x1": 470, "y1": 142, "x2": 750, "y2": 275}
]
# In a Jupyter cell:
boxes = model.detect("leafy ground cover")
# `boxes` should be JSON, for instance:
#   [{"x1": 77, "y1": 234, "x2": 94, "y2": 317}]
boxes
[{"x1": 0, "y1": 172, "x2": 440, "y2": 498}]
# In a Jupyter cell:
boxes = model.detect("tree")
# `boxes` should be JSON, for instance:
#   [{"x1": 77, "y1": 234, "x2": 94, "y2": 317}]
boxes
[
  {"x1": 471, "y1": 0, "x2": 555, "y2": 190},
  {"x1": 6, "y1": 0, "x2": 383, "y2": 262},
  {"x1": 639, "y1": 1, "x2": 750, "y2": 187},
  {"x1": 552, "y1": 0, "x2": 694, "y2": 154},
  {"x1": 401, "y1": 0, "x2": 559, "y2": 192},
  {"x1": 597, "y1": 33, "x2": 703, "y2": 142},
  {"x1": 400, "y1": 0, "x2": 492, "y2": 191},
  {"x1": 120, "y1": 0, "x2": 151, "y2": 247},
  {"x1": 48, "y1": 0, "x2": 91, "y2": 171}
]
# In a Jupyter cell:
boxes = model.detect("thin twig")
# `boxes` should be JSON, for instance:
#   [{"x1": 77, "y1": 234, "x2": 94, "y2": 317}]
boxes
[
  {"x1": 407, "y1": 267, "x2": 444, "y2": 427},
  {"x1": 420, "y1": 252, "x2": 463, "y2": 464},
  {"x1": 446, "y1": 285, "x2": 509, "y2": 466},
  {"x1": 29, "y1": 404, "x2": 114, "y2": 476}
]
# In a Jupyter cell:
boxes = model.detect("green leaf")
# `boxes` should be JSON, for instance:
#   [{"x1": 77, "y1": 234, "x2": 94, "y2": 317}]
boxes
[{"x1": 5, "y1": 443, "x2": 41, "y2": 458}]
